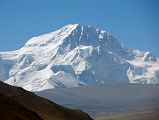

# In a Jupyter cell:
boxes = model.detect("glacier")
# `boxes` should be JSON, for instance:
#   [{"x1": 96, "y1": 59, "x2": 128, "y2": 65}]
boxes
[{"x1": 0, "y1": 24, "x2": 159, "y2": 91}]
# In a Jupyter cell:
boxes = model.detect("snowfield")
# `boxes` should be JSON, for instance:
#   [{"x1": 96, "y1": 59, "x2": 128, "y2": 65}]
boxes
[{"x1": 0, "y1": 24, "x2": 159, "y2": 91}]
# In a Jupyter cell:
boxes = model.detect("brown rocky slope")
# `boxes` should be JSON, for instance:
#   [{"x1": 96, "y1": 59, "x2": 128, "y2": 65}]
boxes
[{"x1": 0, "y1": 81, "x2": 93, "y2": 120}]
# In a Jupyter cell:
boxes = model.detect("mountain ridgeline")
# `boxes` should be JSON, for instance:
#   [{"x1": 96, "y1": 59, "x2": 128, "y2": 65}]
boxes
[
  {"x1": 0, "y1": 24, "x2": 159, "y2": 91},
  {"x1": 0, "y1": 81, "x2": 93, "y2": 120}
]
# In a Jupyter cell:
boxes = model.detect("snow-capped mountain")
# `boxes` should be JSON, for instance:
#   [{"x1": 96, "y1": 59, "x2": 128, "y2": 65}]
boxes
[{"x1": 0, "y1": 24, "x2": 159, "y2": 91}]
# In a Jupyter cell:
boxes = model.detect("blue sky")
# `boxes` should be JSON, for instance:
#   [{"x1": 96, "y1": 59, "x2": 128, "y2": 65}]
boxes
[{"x1": 0, "y1": 0, "x2": 159, "y2": 56}]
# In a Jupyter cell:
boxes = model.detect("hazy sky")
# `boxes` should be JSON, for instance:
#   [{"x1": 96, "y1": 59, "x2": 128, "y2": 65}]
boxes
[{"x1": 0, "y1": 0, "x2": 159, "y2": 56}]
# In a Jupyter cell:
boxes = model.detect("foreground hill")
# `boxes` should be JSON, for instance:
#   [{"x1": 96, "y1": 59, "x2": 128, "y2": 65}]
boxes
[
  {"x1": 0, "y1": 93, "x2": 43, "y2": 120},
  {"x1": 0, "y1": 24, "x2": 159, "y2": 91},
  {"x1": 36, "y1": 83, "x2": 159, "y2": 119},
  {"x1": 0, "y1": 81, "x2": 93, "y2": 120}
]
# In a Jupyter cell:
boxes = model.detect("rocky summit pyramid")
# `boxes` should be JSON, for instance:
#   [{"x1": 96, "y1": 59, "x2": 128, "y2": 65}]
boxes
[{"x1": 0, "y1": 24, "x2": 159, "y2": 91}]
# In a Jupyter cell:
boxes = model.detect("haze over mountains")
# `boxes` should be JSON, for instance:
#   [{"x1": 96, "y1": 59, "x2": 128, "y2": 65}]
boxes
[
  {"x1": 0, "y1": 24, "x2": 159, "y2": 91},
  {"x1": 36, "y1": 83, "x2": 159, "y2": 120}
]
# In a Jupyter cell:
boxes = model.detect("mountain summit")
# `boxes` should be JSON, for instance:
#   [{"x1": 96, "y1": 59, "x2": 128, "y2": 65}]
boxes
[{"x1": 0, "y1": 24, "x2": 159, "y2": 91}]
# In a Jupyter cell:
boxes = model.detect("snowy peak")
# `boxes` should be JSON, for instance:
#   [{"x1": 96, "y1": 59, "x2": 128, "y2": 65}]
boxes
[
  {"x1": 23, "y1": 24, "x2": 128, "y2": 60},
  {"x1": 143, "y1": 52, "x2": 157, "y2": 62},
  {"x1": 25, "y1": 24, "x2": 79, "y2": 47},
  {"x1": 58, "y1": 24, "x2": 126, "y2": 56},
  {"x1": 0, "y1": 24, "x2": 159, "y2": 91}
]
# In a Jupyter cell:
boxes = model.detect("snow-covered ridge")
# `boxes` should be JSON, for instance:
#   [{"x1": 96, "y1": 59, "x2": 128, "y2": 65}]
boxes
[{"x1": 0, "y1": 24, "x2": 159, "y2": 91}]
